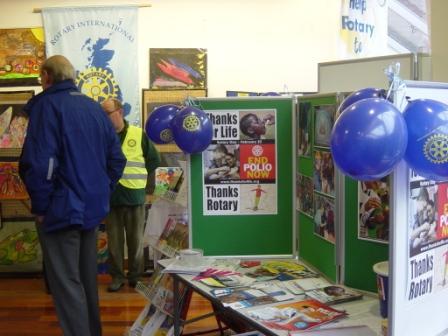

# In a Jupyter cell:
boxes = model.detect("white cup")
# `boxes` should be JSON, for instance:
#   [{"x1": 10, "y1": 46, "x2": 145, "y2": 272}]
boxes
[{"x1": 179, "y1": 248, "x2": 204, "y2": 266}]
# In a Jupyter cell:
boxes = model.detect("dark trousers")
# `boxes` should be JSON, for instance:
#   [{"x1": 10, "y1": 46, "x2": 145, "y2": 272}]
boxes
[
  {"x1": 106, "y1": 204, "x2": 145, "y2": 283},
  {"x1": 37, "y1": 225, "x2": 102, "y2": 336}
]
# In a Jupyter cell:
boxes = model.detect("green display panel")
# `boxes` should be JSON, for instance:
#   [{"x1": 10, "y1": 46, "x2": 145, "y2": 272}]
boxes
[
  {"x1": 344, "y1": 178, "x2": 388, "y2": 292},
  {"x1": 296, "y1": 93, "x2": 389, "y2": 291},
  {"x1": 296, "y1": 95, "x2": 339, "y2": 281},
  {"x1": 190, "y1": 97, "x2": 294, "y2": 256}
]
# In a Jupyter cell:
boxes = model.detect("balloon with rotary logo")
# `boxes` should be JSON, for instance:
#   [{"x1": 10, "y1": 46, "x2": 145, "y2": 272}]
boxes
[
  {"x1": 145, "y1": 104, "x2": 180, "y2": 144},
  {"x1": 403, "y1": 99, "x2": 448, "y2": 181},
  {"x1": 170, "y1": 106, "x2": 213, "y2": 154}
]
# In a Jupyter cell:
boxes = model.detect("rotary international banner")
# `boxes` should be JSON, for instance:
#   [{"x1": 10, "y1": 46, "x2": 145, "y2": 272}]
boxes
[
  {"x1": 339, "y1": 0, "x2": 388, "y2": 59},
  {"x1": 202, "y1": 109, "x2": 277, "y2": 216},
  {"x1": 42, "y1": 6, "x2": 140, "y2": 125}
]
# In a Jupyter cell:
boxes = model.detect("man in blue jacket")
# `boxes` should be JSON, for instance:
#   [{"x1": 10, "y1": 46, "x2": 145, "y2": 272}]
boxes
[{"x1": 19, "y1": 55, "x2": 126, "y2": 336}]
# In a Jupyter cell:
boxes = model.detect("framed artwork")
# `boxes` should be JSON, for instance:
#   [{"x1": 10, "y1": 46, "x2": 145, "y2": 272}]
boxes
[
  {"x1": 313, "y1": 149, "x2": 335, "y2": 197},
  {"x1": 0, "y1": 162, "x2": 28, "y2": 200},
  {"x1": 149, "y1": 48, "x2": 207, "y2": 90},
  {"x1": 313, "y1": 192, "x2": 335, "y2": 244},
  {"x1": 296, "y1": 173, "x2": 313, "y2": 216},
  {"x1": 0, "y1": 90, "x2": 34, "y2": 154},
  {"x1": 0, "y1": 221, "x2": 42, "y2": 273},
  {"x1": 0, "y1": 28, "x2": 45, "y2": 87},
  {"x1": 358, "y1": 177, "x2": 390, "y2": 244},
  {"x1": 297, "y1": 101, "x2": 311, "y2": 157},
  {"x1": 314, "y1": 104, "x2": 336, "y2": 147}
]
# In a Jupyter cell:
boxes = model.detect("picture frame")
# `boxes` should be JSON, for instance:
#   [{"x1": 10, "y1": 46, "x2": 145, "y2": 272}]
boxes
[
  {"x1": 0, "y1": 28, "x2": 45, "y2": 87},
  {"x1": 149, "y1": 48, "x2": 207, "y2": 90},
  {"x1": 0, "y1": 90, "x2": 34, "y2": 155}
]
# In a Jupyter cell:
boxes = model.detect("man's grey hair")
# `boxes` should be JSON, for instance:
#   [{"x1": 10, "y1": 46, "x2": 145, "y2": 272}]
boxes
[{"x1": 41, "y1": 55, "x2": 76, "y2": 83}]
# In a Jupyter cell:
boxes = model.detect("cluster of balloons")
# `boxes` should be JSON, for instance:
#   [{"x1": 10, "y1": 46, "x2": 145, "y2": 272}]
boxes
[
  {"x1": 330, "y1": 87, "x2": 448, "y2": 181},
  {"x1": 145, "y1": 104, "x2": 213, "y2": 154}
]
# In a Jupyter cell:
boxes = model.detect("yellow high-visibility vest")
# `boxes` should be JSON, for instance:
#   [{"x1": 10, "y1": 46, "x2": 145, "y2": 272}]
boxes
[{"x1": 119, "y1": 125, "x2": 148, "y2": 189}]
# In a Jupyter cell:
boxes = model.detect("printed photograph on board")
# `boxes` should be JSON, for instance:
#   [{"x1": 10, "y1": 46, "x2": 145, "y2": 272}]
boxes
[
  {"x1": 313, "y1": 192, "x2": 335, "y2": 244},
  {"x1": 203, "y1": 144, "x2": 240, "y2": 183},
  {"x1": 240, "y1": 183, "x2": 277, "y2": 215},
  {"x1": 297, "y1": 173, "x2": 313, "y2": 216},
  {"x1": 313, "y1": 150, "x2": 335, "y2": 197},
  {"x1": 358, "y1": 178, "x2": 390, "y2": 243},
  {"x1": 239, "y1": 110, "x2": 276, "y2": 141},
  {"x1": 409, "y1": 179, "x2": 439, "y2": 257},
  {"x1": 297, "y1": 101, "x2": 311, "y2": 157},
  {"x1": 314, "y1": 104, "x2": 336, "y2": 147}
]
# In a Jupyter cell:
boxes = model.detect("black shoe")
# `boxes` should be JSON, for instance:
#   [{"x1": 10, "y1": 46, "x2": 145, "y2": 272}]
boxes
[
  {"x1": 107, "y1": 280, "x2": 124, "y2": 292},
  {"x1": 128, "y1": 280, "x2": 137, "y2": 288}
]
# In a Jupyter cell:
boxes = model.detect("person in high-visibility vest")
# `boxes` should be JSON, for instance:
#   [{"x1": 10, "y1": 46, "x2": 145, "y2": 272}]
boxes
[{"x1": 102, "y1": 98, "x2": 160, "y2": 292}]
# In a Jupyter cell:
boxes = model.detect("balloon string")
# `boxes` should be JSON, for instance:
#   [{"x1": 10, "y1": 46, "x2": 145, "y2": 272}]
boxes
[
  {"x1": 416, "y1": 123, "x2": 448, "y2": 142},
  {"x1": 385, "y1": 61, "x2": 407, "y2": 107},
  {"x1": 185, "y1": 96, "x2": 203, "y2": 110}
]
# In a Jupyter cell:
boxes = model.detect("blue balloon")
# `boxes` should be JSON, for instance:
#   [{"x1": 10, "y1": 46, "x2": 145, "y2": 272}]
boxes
[
  {"x1": 330, "y1": 98, "x2": 407, "y2": 181},
  {"x1": 403, "y1": 99, "x2": 448, "y2": 181},
  {"x1": 145, "y1": 104, "x2": 180, "y2": 144},
  {"x1": 338, "y1": 87, "x2": 387, "y2": 116},
  {"x1": 171, "y1": 106, "x2": 213, "y2": 154}
]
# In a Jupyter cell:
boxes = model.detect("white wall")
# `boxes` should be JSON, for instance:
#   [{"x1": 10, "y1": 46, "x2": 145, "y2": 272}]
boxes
[{"x1": 0, "y1": 0, "x2": 340, "y2": 96}]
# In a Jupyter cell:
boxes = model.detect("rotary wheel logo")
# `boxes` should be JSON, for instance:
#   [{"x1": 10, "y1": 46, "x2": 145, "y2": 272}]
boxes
[
  {"x1": 76, "y1": 67, "x2": 119, "y2": 102},
  {"x1": 160, "y1": 129, "x2": 173, "y2": 142},
  {"x1": 424, "y1": 134, "x2": 448, "y2": 164},
  {"x1": 182, "y1": 115, "x2": 200, "y2": 132},
  {"x1": 251, "y1": 145, "x2": 264, "y2": 156}
]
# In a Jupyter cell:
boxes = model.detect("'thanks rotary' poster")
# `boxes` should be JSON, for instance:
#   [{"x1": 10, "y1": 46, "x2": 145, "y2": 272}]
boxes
[
  {"x1": 407, "y1": 173, "x2": 448, "y2": 302},
  {"x1": 202, "y1": 109, "x2": 277, "y2": 216}
]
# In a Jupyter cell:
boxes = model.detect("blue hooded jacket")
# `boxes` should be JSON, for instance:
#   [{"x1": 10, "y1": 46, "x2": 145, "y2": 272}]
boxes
[{"x1": 19, "y1": 80, "x2": 126, "y2": 232}]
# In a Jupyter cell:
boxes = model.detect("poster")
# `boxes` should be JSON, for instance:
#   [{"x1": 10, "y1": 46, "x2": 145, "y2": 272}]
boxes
[
  {"x1": 202, "y1": 109, "x2": 277, "y2": 215},
  {"x1": 358, "y1": 177, "x2": 390, "y2": 243},
  {"x1": 149, "y1": 48, "x2": 207, "y2": 90},
  {"x1": 406, "y1": 173, "x2": 448, "y2": 302}
]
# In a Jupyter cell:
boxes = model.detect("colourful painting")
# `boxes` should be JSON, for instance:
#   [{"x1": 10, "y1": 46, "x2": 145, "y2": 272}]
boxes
[
  {"x1": 0, "y1": 28, "x2": 45, "y2": 86},
  {"x1": 149, "y1": 48, "x2": 207, "y2": 90},
  {"x1": 0, "y1": 90, "x2": 33, "y2": 150},
  {"x1": 0, "y1": 162, "x2": 28, "y2": 200},
  {"x1": 0, "y1": 222, "x2": 42, "y2": 273}
]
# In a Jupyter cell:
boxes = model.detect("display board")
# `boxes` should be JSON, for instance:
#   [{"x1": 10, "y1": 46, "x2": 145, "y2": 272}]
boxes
[
  {"x1": 296, "y1": 94, "x2": 340, "y2": 282},
  {"x1": 390, "y1": 80, "x2": 448, "y2": 336},
  {"x1": 296, "y1": 93, "x2": 388, "y2": 288},
  {"x1": 190, "y1": 97, "x2": 294, "y2": 257},
  {"x1": 318, "y1": 53, "x2": 431, "y2": 94}
]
